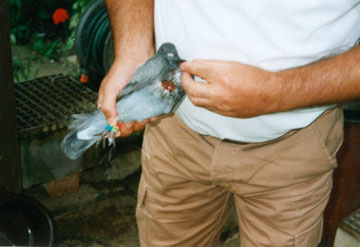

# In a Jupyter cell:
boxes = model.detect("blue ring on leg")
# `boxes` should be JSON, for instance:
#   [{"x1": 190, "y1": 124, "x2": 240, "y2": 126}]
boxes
[{"x1": 105, "y1": 124, "x2": 112, "y2": 132}]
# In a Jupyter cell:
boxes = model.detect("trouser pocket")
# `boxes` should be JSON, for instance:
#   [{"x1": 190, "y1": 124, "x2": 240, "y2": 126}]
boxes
[
  {"x1": 136, "y1": 176, "x2": 148, "y2": 246},
  {"x1": 294, "y1": 218, "x2": 323, "y2": 247}
]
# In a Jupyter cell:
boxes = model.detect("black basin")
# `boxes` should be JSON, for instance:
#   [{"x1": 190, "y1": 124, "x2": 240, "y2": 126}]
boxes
[{"x1": 0, "y1": 194, "x2": 55, "y2": 247}]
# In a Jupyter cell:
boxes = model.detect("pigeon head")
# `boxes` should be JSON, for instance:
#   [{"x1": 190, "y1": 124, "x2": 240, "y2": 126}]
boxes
[{"x1": 157, "y1": 43, "x2": 184, "y2": 67}]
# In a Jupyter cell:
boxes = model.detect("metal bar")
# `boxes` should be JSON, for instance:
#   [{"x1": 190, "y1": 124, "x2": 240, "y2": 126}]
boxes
[{"x1": 0, "y1": 1, "x2": 22, "y2": 193}]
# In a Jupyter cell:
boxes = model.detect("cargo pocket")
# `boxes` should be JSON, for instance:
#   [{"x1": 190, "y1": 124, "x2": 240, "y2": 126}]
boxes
[
  {"x1": 294, "y1": 218, "x2": 323, "y2": 247},
  {"x1": 136, "y1": 176, "x2": 148, "y2": 245},
  {"x1": 310, "y1": 107, "x2": 344, "y2": 170},
  {"x1": 136, "y1": 176, "x2": 148, "y2": 214}
]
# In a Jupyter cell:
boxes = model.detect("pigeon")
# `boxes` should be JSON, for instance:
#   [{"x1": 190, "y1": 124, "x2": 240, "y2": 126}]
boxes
[{"x1": 61, "y1": 42, "x2": 185, "y2": 160}]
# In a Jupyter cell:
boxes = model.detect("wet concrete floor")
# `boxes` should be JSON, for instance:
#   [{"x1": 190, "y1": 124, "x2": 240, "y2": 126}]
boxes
[
  {"x1": 25, "y1": 168, "x2": 240, "y2": 247},
  {"x1": 26, "y1": 171, "x2": 141, "y2": 247}
]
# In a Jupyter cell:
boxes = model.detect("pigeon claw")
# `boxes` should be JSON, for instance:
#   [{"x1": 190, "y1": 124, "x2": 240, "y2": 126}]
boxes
[
  {"x1": 95, "y1": 124, "x2": 120, "y2": 148},
  {"x1": 95, "y1": 130, "x2": 117, "y2": 148}
]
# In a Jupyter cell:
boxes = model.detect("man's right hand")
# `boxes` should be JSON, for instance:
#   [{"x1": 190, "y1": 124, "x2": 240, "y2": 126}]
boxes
[
  {"x1": 97, "y1": 58, "x2": 157, "y2": 137},
  {"x1": 100, "y1": 0, "x2": 154, "y2": 137}
]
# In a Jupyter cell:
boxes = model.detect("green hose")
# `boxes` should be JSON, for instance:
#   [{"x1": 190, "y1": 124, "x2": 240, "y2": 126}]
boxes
[{"x1": 83, "y1": 8, "x2": 111, "y2": 77}]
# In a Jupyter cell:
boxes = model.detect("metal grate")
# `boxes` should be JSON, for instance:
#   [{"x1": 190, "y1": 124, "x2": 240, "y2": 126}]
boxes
[
  {"x1": 15, "y1": 74, "x2": 98, "y2": 138},
  {"x1": 340, "y1": 207, "x2": 360, "y2": 241}
]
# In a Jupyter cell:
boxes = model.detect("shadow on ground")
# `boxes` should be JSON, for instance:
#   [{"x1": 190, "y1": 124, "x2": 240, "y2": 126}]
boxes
[{"x1": 26, "y1": 170, "x2": 141, "y2": 247}]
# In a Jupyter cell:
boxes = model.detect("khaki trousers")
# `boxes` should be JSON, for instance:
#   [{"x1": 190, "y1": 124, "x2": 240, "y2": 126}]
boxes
[{"x1": 136, "y1": 107, "x2": 344, "y2": 247}]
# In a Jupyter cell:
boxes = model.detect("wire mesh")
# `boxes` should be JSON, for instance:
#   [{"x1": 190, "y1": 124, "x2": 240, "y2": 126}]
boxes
[
  {"x1": 14, "y1": 74, "x2": 98, "y2": 138},
  {"x1": 341, "y1": 207, "x2": 360, "y2": 240}
]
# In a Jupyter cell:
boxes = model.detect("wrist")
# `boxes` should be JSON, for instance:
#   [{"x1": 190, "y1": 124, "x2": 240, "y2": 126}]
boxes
[
  {"x1": 113, "y1": 44, "x2": 155, "y2": 64},
  {"x1": 266, "y1": 70, "x2": 291, "y2": 114},
  {"x1": 273, "y1": 68, "x2": 302, "y2": 113},
  {"x1": 110, "y1": 51, "x2": 151, "y2": 70}
]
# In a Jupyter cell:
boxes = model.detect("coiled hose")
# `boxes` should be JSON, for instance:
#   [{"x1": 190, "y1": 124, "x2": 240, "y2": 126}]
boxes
[{"x1": 75, "y1": 0, "x2": 113, "y2": 87}]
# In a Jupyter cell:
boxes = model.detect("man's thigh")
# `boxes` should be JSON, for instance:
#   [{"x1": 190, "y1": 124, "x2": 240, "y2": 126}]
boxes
[
  {"x1": 235, "y1": 171, "x2": 333, "y2": 247},
  {"x1": 136, "y1": 115, "x2": 233, "y2": 247},
  {"x1": 136, "y1": 106, "x2": 343, "y2": 247},
  {"x1": 230, "y1": 107, "x2": 344, "y2": 246}
]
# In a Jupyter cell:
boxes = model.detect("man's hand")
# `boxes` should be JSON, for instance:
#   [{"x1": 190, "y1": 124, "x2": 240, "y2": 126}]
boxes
[
  {"x1": 97, "y1": 58, "x2": 157, "y2": 137},
  {"x1": 181, "y1": 47, "x2": 360, "y2": 117},
  {"x1": 99, "y1": 0, "x2": 154, "y2": 137},
  {"x1": 180, "y1": 59, "x2": 283, "y2": 118}
]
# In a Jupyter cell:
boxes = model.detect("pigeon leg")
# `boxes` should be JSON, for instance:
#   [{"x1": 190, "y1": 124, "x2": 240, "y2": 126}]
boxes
[
  {"x1": 94, "y1": 124, "x2": 120, "y2": 147},
  {"x1": 95, "y1": 130, "x2": 110, "y2": 147},
  {"x1": 94, "y1": 124, "x2": 113, "y2": 147}
]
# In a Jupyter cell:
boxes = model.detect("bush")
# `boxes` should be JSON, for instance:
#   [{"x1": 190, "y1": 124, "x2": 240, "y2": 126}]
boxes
[
  {"x1": 9, "y1": 0, "x2": 74, "y2": 45},
  {"x1": 65, "y1": 0, "x2": 93, "y2": 50},
  {"x1": 9, "y1": 0, "x2": 92, "y2": 82}
]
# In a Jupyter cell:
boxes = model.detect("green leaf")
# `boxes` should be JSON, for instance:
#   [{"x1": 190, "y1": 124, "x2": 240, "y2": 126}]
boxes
[
  {"x1": 10, "y1": 34, "x2": 16, "y2": 44},
  {"x1": 16, "y1": 25, "x2": 27, "y2": 32},
  {"x1": 64, "y1": 35, "x2": 75, "y2": 50},
  {"x1": 38, "y1": 7, "x2": 51, "y2": 20},
  {"x1": 69, "y1": 13, "x2": 80, "y2": 29},
  {"x1": 20, "y1": 64, "x2": 28, "y2": 80},
  {"x1": 33, "y1": 66, "x2": 40, "y2": 78},
  {"x1": 79, "y1": 0, "x2": 92, "y2": 10},
  {"x1": 14, "y1": 0, "x2": 21, "y2": 8},
  {"x1": 73, "y1": 1, "x2": 79, "y2": 10}
]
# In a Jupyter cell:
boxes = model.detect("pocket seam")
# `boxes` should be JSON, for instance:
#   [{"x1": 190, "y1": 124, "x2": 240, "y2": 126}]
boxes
[
  {"x1": 309, "y1": 120, "x2": 338, "y2": 168},
  {"x1": 138, "y1": 180, "x2": 148, "y2": 207},
  {"x1": 294, "y1": 218, "x2": 323, "y2": 247}
]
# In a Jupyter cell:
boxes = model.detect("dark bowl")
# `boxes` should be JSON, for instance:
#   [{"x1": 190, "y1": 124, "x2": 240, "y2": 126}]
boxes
[{"x1": 0, "y1": 194, "x2": 55, "y2": 247}]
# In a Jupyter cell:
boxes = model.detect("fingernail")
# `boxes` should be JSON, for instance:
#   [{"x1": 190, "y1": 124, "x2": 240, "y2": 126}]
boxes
[{"x1": 180, "y1": 62, "x2": 188, "y2": 70}]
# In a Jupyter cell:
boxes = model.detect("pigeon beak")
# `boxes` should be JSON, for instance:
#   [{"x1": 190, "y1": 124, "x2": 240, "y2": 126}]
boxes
[{"x1": 177, "y1": 59, "x2": 186, "y2": 67}]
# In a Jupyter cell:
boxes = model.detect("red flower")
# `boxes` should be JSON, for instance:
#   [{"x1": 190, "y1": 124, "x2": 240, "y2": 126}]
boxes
[{"x1": 52, "y1": 8, "x2": 70, "y2": 24}]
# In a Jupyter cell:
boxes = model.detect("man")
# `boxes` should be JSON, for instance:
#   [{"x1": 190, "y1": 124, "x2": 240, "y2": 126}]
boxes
[{"x1": 97, "y1": 0, "x2": 360, "y2": 246}]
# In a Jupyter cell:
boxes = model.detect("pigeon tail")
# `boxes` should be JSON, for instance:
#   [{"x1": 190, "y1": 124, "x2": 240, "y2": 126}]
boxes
[{"x1": 61, "y1": 111, "x2": 108, "y2": 160}]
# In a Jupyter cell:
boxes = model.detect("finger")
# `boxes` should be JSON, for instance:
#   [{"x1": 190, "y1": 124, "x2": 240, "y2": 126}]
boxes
[
  {"x1": 108, "y1": 117, "x2": 118, "y2": 127},
  {"x1": 181, "y1": 72, "x2": 210, "y2": 99},
  {"x1": 187, "y1": 95, "x2": 212, "y2": 108},
  {"x1": 191, "y1": 59, "x2": 225, "y2": 66},
  {"x1": 149, "y1": 116, "x2": 160, "y2": 122},
  {"x1": 180, "y1": 60, "x2": 217, "y2": 79},
  {"x1": 206, "y1": 108, "x2": 227, "y2": 116},
  {"x1": 97, "y1": 95, "x2": 103, "y2": 109},
  {"x1": 133, "y1": 120, "x2": 148, "y2": 132},
  {"x1": 97, "y1": 82, "x2": 105, "y2": 108},
  {"x1": 101, "y1": 88, "x2": 119, "y2": 122},
  {"x1": 119, "y1": 121, "x2": 135, "y2": 137},
  {"x1": 119, "y1": 129, "x2": 133, "y2": 137}
]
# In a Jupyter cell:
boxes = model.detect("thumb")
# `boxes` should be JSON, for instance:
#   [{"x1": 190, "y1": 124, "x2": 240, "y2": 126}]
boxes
[
  {"x1": 180, "y1": 59, "x2": 216, "y2": 80},
  {"x1": 101, "y1": 89, "x2": 118, "y2": 125}
]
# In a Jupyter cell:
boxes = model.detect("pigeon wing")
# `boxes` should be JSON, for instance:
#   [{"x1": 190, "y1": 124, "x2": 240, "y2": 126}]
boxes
[{"x1": 117, "y1": 55, "x2": 168, "y2": 99}]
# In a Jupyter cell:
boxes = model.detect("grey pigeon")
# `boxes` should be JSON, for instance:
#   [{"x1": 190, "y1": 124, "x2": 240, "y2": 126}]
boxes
[{"x1": 61, "y1": 42, "x2": 185, "y2": 160}]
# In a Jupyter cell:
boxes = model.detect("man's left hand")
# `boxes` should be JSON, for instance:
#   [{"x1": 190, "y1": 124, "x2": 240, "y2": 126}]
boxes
[{"x1": 180, "y1": 59, "x2": 283, "y2": 118}]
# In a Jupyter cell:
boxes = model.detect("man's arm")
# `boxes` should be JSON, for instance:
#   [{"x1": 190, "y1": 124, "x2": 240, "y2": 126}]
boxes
[
  {"x1": 98, "y1": 0, "x2": 154, "y2": 136},
  {"x1": 180, "y1": 46, "x2": 360, "y2": 118},
  {"x1": 280, "y1": 46, "x2": 360, "y2": 112}
]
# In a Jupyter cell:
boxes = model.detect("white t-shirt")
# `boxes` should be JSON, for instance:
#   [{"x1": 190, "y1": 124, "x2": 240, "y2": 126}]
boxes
[{"x1": 154, "y1": 0, "x2": 360, "y2": 142}]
